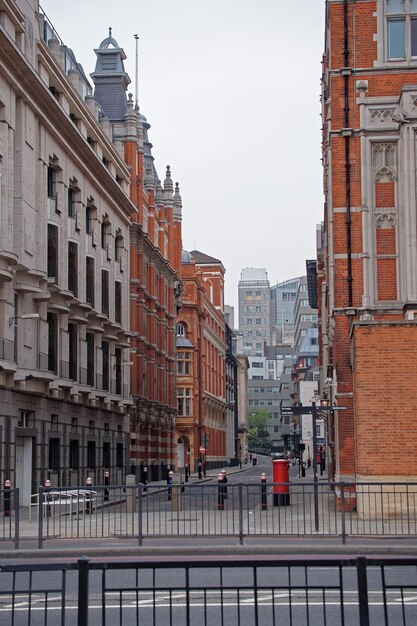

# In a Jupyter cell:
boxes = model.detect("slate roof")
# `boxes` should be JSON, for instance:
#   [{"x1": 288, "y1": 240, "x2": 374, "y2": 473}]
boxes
[{"x1": 190, "y1": 250, "x2": 223, "y2": 265}]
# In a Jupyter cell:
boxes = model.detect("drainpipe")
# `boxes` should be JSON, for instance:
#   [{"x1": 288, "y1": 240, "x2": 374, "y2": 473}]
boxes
[{"x1": 344, "y1": 0, "x2": 353, "y2": 308}]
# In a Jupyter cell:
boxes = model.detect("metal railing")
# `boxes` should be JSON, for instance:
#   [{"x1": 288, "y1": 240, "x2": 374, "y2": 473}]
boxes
[
  {"x1": 0, "y1": 487, "x2": 19, "y2": 549},
  {"x1": 1, "y1": 555, "x2": 417, "y2": 625},
  {"x1": 3, "y1": 481, "x2": 417, "y2": 549}
]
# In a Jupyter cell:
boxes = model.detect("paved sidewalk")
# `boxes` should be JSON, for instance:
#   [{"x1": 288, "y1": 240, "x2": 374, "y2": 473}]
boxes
[{"x1": 2, "y1": 462, "x2": 417, "y2": 559}]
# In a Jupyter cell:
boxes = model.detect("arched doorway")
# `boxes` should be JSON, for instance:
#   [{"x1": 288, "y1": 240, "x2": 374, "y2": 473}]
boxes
[
  {"x1": 177, "y1": 436, "x2": 191, "y2": 473},
  {"x1": 177, "y1": 437, "x2": 185, "y2": 470}
]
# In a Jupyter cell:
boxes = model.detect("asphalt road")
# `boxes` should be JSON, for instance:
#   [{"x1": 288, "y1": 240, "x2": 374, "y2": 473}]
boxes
[{"x1": 1, "y1": 561, "x2": 416, "y2": 625}]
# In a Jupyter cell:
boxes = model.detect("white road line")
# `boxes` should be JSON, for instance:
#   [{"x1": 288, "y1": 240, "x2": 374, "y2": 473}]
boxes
[{"x1": 1, "y1": 598, "x2": 417, "y2": 611}]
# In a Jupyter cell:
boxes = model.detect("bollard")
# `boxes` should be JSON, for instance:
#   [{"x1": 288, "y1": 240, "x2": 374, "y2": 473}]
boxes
[
  {"x1": 198, "y1": 461, "x2": 202, "y2": 480},
  {"x1": 260, "y1": 472, "x2": 268, "y2": 510},
  {"x1": 44, "y1": 479, "x2": 51, "y2": 517},
  {"x1": 171, "y1": 472, "x2": 183, "y2": 511},
  {"x1": 85, "y1": 477, "x2": 93, "y2": 514},
  {"x1": 143, "y1": 466, "x2": 148, "y2": 493},
  {"x1": 4, "y1": 479, "x2": 11, "y2": 517},
  {"x1": 104, "y1": 470, "x2": 109, "y2": 501},
  {"x1": 167, "y1": 470, "x2": 173, "y2": 500},
  {"x1": 220, "y1": 470, "x2": 228, "y2": 499},
  {"x1": 217, "y1": 472, "x2": 225, "y2": 510},
  {"x1": 125, "y1": 474, "x2": 136, "y2": 512},
  {"x1": 185, "y1": 464, "x2": 189, "y2": 483}
]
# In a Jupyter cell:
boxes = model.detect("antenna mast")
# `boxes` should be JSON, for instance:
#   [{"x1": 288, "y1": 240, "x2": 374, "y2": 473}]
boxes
[{"x1": 134, "y1": 34, "x2": 139, "y2": 108}]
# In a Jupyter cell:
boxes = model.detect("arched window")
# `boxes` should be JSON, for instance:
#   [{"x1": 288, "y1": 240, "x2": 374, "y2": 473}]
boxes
[{"x1": 176, "y1": 323, "x2": 185, "y2": 336}]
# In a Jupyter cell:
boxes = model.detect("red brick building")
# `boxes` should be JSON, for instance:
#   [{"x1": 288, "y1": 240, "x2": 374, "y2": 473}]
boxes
[
  {"x1": 92, "y1": 34, "x2": 182, "y2": 481},
  {"x1": 321, "y1": 0, "x2": 417, "y2": 484},
  {"x1": 175, "y1": 251, "x2": 228, "y2": 472}
]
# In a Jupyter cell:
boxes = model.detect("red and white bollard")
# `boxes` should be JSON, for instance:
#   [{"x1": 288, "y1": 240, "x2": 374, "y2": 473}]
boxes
[
  {"x1": 104, "y1": 470, "x2": 109, "y2": 501},
  {"x1": 4, "y1": 479, "x2": 11, "y2": 517},
  {"x1": 167, "y1": 470, "x2": 173, "y2": 500},
  {"x1": 217, "y1": 472, "x2": 225, "y2": 510},
  {"x1": 44, "y1": 479, "x2": 51, "y2": 517},
  {"x1": 260, "y1": 472, "x2": 268, "y2": 510},
  {"x1": 85, "y1": 477, "x2": 93, "y2": 514}
]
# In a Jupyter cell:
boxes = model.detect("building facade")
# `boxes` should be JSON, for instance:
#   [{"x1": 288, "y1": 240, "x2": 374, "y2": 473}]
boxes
[
  {"x1": 175, "y1": 250, "x2": 228, "y2": 471},
  {"x1": 270, "y1": 277, "x2": 301, "y2": 345},
  {"x1": 90, "y1": 32, "x2": 182, "y2": 482},
  {"x1": 238, "y1": 268, "x2": 271, "y2": 356},
  {"x1": 321, "y1": 0, "x2": 417, "y2": 484},
  {"x1": 0, "y1": 2, "x2": 133, "y2": 502}
]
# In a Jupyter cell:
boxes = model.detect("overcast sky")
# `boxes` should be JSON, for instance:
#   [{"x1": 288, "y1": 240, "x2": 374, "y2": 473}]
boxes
[{"x1": 41, "y1": 0, "x2": 325, "y2": 313}]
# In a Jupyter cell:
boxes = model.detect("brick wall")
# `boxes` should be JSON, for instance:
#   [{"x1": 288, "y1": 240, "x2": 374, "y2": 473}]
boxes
[{"x1": 353, "y1": 324, "x2": 417, "y2": 476}]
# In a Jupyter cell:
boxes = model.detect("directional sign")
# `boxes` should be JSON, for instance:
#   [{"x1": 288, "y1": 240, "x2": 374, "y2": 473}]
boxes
[
  {"x1": 281, "y1": 404, "x2": 347, "y2": 416},
  {"x1": 281, "y1": 406, "x2": 306, "y2": 415}
]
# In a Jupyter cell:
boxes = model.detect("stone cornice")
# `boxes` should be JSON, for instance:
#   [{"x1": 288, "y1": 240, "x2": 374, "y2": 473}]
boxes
[{"x1": 0, "y1": 27, "x2": 135, "y2": 222}]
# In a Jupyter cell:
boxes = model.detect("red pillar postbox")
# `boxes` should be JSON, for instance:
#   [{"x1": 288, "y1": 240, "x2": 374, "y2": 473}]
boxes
[{"x1": 272, "y1": 459, "x2": 290, "y2": 506}]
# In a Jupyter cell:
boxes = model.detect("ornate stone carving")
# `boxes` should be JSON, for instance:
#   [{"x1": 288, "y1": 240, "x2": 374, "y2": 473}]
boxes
[
  {"x1": 360, "y1": 311, "x2": 374, "y2": 321},
  {"x1": 370, "y1": 109, "x2": 395, "y2": 124},
  {"x1": 374, "y1": 166, "x2": 396, "y2": 182},
  {"x1": 374, "y1": 212, "x2": 396, "y2": 228}
]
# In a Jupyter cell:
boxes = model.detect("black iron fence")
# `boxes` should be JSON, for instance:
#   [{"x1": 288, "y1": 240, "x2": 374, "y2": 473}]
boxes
[
  {"x1": 3, "y1": 481, "x2": 417, "y2": 548},
  {"x1": 1, "y1": 555, "x2": 417, "y2": 625},
  {"x1": 0, "y1": 487, "x2": 19, "y2": 549}
]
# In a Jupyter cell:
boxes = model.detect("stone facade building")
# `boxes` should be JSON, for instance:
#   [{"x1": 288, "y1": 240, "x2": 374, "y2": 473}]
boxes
[
  {"x1": 0, "y1": 2, "x2": 133, "y2": 502},
  {"x1": 321, "y1": 0, "x2": 417, "y2": 485}
]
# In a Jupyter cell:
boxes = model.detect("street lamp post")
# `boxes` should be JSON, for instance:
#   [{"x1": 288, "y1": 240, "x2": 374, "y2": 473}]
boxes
[
  {"x1": 311, "y1": 401, "x2": 319, "y2": 532},
  {"x1": 282, "y1": 400, "x2": 347, "y2": 533}
]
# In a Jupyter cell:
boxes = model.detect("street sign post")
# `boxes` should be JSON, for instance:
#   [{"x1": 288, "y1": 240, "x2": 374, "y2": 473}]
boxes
[{"x1": 280, "y1": 403, "x2": 347, "y2": 532}]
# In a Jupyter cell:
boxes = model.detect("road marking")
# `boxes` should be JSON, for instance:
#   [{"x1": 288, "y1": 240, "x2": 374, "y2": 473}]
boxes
[{"x1": 2, "y1": 599, "x2": 417, "y2": 612}]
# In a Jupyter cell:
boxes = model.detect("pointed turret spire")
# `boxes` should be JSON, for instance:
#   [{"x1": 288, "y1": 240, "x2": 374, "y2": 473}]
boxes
[
  {"x1": 91, "y1": 30, "x2": 131, "y2": 122},
  {"x1": 173, "y1": 182, "x2": 182, "y2": 218},
  {"x1": 164, "y1": 165, "x2": 174, "y2": 202},
  {"x1": 144, "y1": 163, "x2": 155, "y2": 192},
  {"x1": 155, "y1": 178, "x2": 164, "y2": 205}
]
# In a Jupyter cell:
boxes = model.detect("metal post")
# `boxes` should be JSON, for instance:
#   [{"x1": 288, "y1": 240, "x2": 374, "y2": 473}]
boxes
[
  {"x1": 217, "y1": 473, "x2": 225, "y2": 510},
  {"x1": 44, "y1": 479, "x2": 51, "y2": 518},
  {"x1": 238, "y1": 483, "x2": 244, "y2": 545},
  {"x1": 104, "y1": 471, "x2": 109, "y2": 501},
  {"x1": 261, "y1": 473, "x2": 267, "y2": 510},
  {"x1": 167, "y1": 470, "x2": 173, "y2": 500},
  {"x1": 143, "y1": 466, "x2": 148, "y2": 492},
  {"x1": 301, "y1": 446, "x2": 306, "y2": 477},
  {"x1": 4, "y1": 479, "x2": 11, "y2": 517},
  {"x1": 340, "y1": 481, "x2": 346, "y2": 544},
  {"x1": 14, "y1": 488, "x2": 19, "y2": 550},
  {"x1": 77, "y1": 556, "x2": 90, "y2": 626},
  {"x1": 198, "y1": 460, "x2": 202, "y2": 480},
  {"x1": 356, "y1": 556, "x2": 370, "y2": 626},
  {"x1": 312, "y1": 402, "x2": 319, "y2": 532},
  {"x1": 85, "y1": 477, "x2": 93, "y2": 514},
  {"x1": 137, "y1": 483, "x2": 143, "y2": 546},
  {"x1": 38, "y1": 486, "x2": 43, "y2": 549}
]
